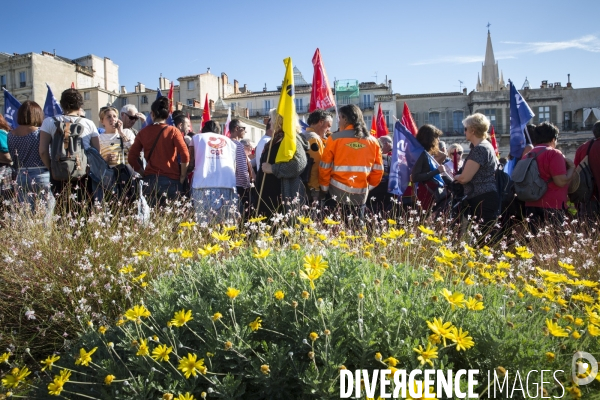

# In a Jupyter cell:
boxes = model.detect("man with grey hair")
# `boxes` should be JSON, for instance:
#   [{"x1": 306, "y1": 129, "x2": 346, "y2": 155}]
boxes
[{"x1": 120, "y1": 104, "x2": 147, "y2": 135}]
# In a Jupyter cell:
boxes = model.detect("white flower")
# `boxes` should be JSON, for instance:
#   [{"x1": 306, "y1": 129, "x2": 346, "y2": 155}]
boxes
[{"x1": 25, "y1": 310, "x2": 36, "y2": 320}]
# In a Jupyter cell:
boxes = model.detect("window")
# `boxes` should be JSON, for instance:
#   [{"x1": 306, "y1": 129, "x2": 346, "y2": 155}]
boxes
[
  {"x1": 411, "y1": 112, "x2": 419, "y2": 127},
  {"x1": 121, "y1": 97, "x2": 127, "y2": 107},
  {"x1": 428, "y1": 112, "x2": 441, "y2": 128},
  {"x1": 1, "y1": 75, "x2": 6, "y2": 89},
  {"x1": 264, "y1": 100, "x2": 271, "y2": 110},
  {"x1": 452, "y1": 111, "x2": 464, "y2": 133},
  {"x1": 141, "y1": 95, "x2": 148, "y2": 104},
  {"x1": 538, "y1": 106, "x2": 550, "y2": 123},
  {"x1": 564, "y1": 111, "x2": 572, "y2": 130},
  {"x1": 19, "y1": 71, "x2": 26, "y2": 88},
  {"x1": 246, "y1": 102, "x2": 253, "y2": 114},
  {"x1": 383, "y1": 110, "x2": 390, "y2": 126},
  {"x1": 83, "y1": 109, "x2": 91, "y2": 118},
  {"x1": 364, "y1": 115, "x2": 373, "y2": 129},
  {"x1": 339, "y1": 96, "x2": 350, "y2": 105},
  {"x1": 84, "y1": 91, "x2": 90, "y2": 100},
  {"x1": 187, "y1": 99, "x2": 193, "y2": 106},
  {"x1": 187, "y1": 81, "x2": 195, "y2": 90},
  {"x1": 295, "y1": 98, "x2": 303, "y2": 112},
  {"x1": 483, "y1": 109, "x2": 496, "y2": 127},
  {"x1": 231, "y1": 102, "x2": 236, "y2": 111},
  {"x1": 362, "y1": 94, "x2": 372, "y2": 108}
]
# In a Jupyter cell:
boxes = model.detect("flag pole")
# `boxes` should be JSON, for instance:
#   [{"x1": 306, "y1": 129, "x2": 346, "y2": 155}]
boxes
[{"x1": 254, "y1": 134, "x2": 274, "y2": 219}]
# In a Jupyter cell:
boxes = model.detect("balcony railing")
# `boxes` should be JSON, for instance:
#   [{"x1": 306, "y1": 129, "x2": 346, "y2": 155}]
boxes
[{"x1": 359, "y1": 102, "x2": 374, "y2": 110}]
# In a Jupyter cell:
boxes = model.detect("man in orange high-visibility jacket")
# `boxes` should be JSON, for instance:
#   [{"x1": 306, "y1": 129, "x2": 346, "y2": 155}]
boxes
[{"x1": 319, "y1": 105, "x2": 383, "y2": 217}]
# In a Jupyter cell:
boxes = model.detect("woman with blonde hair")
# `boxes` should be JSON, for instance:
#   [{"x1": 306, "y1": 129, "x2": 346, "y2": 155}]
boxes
[
  {"x1": 455, "y1": 113, "x2": 499, "y2": 239},
  {"x1": 97, "y1": 106, "x2": 136, "y2": 169}
]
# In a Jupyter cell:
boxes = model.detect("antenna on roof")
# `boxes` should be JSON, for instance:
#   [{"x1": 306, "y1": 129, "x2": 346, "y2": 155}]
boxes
[
  {"x1": 373, "y1": 72, "x2": 378, "y2": 83},
  {"x1": 458, "y1": 80, "x2": 464, "y2": 91}
]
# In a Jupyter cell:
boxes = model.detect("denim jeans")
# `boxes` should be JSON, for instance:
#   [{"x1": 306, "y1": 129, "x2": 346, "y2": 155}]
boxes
[
  {"x1": 15, "y1": 167, "x2": 55, "y2": 220},
  {"x1": 192, "y1": 188, "x2": 239, "y2": 224},
  {"x1": 142, "y1": 175, "x2": 182, "y2": 207}
]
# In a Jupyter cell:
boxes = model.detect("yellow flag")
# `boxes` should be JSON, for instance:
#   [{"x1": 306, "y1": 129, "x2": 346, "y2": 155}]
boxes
[{"x1": 275, "y1": 57, "x2": 297, "y2": 163}]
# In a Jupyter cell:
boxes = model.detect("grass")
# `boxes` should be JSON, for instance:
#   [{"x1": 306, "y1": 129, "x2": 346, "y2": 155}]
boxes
[{"x1": 1, "y1": 196, "x2": 600, "y2": 399}]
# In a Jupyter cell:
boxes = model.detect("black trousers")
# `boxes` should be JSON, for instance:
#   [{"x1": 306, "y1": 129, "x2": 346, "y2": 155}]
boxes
[{"x1": 465, "y1": 190, "x2": 500, "y2": 244}]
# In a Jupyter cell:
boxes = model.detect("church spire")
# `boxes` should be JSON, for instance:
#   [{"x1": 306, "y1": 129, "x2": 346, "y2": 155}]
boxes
[
  {"x1": 484, "y1": 31, "x2": 496, "y2": 68},
  {"x1": 477, "y1": 28, "x2": 501, "y2": 92}
]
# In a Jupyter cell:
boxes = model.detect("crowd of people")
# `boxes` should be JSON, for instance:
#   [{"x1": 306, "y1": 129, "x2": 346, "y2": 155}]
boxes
[{"x1": 0, "y1": 87, "x2": 598, "y2": 241}]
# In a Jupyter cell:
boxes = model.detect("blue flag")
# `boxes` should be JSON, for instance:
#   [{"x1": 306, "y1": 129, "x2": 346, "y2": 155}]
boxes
[
  {"x1": 43, "y1": 83, "x2": 63, "y2": 119},
  {"x1": 389, "y1": 121, "x2": 425, "y2": 195},
  {"x1": 509, "y1": 79, "x2": 535, "y2": 160},
  {"x1": 299, "y1": 117, "x2": 308, "y2": 132},
  {"x1": 142, "y1": 89, "x2": 174, "y2": 127},
  {"x1": 3, "y1": 89, "x2": 22, "y2": 129}
]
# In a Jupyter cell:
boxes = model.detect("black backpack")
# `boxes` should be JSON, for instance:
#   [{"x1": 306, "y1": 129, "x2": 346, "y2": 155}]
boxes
[
  {"x1": 569, "y1": 139, "x2": 596, "y2": 203},
  {"x1": 50, "y1": 117, "x2": 87, "y2": 180},
  {"x1": 495, "y1": 165, "x2": 513, "y2": 214}
]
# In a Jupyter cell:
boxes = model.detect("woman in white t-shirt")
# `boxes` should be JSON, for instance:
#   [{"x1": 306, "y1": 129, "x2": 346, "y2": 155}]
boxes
[
  {"x1": 97, "y1": 106, "x2": 135, "y2": 167},
  {"x1": 39, "y1": 88, "x2": 100, "y2": 200}
]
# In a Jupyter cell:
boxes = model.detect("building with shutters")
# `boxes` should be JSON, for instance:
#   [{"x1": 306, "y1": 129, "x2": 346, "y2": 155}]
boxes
[{"x1": 394, "y1": 31, "x2": 600, "y2": 159}]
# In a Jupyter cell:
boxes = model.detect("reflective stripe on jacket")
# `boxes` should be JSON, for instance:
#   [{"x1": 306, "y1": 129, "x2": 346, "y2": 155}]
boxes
[{"x1": 319, "y1": 129, "x2": 383, "y2": 205}]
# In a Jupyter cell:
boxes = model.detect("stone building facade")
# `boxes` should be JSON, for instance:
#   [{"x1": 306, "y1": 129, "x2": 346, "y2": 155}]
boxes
[{"x1": 0, "y1": 51, "x2": 118, "y2": 110}]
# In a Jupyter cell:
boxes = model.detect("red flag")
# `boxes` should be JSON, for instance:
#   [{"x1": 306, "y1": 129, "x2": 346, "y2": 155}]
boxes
[
  {"x1": 490, "y1": 125, "x2": 499, "y2": 157},
  {"x1": 71, "y1": 82, "x2": 75, "y2": 89},
  {"x1": 167, "y1": 82, "x2": 174, "y2": 114},
  {"x1": 375, "y1": 104, "x2": 389, "y2": 138},
  {"x1": 401, "y1": 102, "x2": 418, "y2": 136},
  {"x1": 370, "y1": 114, "x2": 377, "y2": 136},
  {"x1": 202, "y1": 93, "x2": 211, "y2": 128},
  {"x1": 309, "y1": 48, "x2": 335, "y2": 112}
]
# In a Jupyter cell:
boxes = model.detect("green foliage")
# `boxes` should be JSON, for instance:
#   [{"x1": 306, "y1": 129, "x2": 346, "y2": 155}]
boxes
[{"x1": 27, "y1": 244, "x2": 600, "y2": 399}]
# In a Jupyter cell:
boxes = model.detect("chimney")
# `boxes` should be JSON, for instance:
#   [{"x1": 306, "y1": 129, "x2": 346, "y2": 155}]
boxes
[
  {"x1": 121, "y1": 86, "x2": 127, "y2": 94},
  {"x1": 193, "y1": 99, "x2": 201, "y2": 108},
  {"x1": 243, "y1": 84, "x2": 248, "y2": 93},
  {"x1": 234, "y1": 80, "x2": 239, "y2": 94},
  {"x1": 139, "y1": 83, "x2": 145, "y2": 92},
  {"x1": 463, "y1": 88, "x2": 467, "y2": 95},
  {"x1": 221, "y1": 73, "x2": 228, "y2": 97},
  {"x1": 209, "y1": 99, "x2": 215, "y2": 112},
  {"x1": 567, "y1": 74, "x2": 572, "y2": 88},
  {"x1": 540, "y1": 80, "x2": 548, "y2": 89}
]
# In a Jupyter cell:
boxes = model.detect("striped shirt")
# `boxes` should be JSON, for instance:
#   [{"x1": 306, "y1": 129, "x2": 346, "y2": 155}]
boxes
[
  {"x1": 98, "y1": 130, "x2": 136, "y2": 166},
  {"x1": 233, "y1": 140, "x2": 251, "y2": 189}
]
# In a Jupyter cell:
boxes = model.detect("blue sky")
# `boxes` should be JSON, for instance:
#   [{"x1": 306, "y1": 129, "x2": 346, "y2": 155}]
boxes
[{"x1": 5, "y1": 0, "x2": 599, "y2": 95}]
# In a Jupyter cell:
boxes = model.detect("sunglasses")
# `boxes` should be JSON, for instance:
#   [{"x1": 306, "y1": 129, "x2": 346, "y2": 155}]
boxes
[{"x1": 126, "y1": 114, "x2": 138, "y2": 121}]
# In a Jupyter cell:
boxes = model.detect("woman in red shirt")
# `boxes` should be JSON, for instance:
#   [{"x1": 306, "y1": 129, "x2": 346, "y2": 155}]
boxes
[{"x1": 523, "y1": 122, "x2": 575, "y2": 233}]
